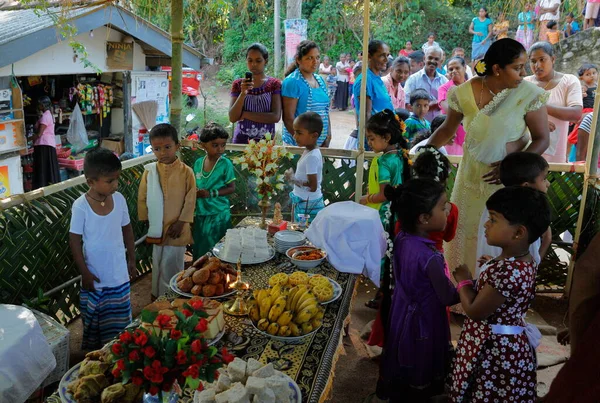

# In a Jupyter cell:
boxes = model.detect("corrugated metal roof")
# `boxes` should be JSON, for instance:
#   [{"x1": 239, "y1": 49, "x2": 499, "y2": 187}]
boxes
[{"x1": 0, "y1": 5, "x2": 104, "y2": 46}]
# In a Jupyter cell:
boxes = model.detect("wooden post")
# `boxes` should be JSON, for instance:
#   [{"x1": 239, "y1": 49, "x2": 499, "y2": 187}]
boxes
[
  {"x1": 170, "y1": 0, "x2": 184, "y2": 133},
  {"x1": 565, "y1": 92, "x2": 600, "y2": 296},
  {"x1": 354, "y1": 1, "x2": 370, "y2": 202},
  {"x1": 123, "y1": 71, "x2": 132, "y2": 153},
  {"x1": 274, "y1": 0, "x2": 281, "y2": 77}
]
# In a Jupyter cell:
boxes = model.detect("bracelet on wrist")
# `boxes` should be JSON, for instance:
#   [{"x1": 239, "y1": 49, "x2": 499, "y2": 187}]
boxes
[{"x1": 457, "y1": 280, "x2": 474, "y2": 292}]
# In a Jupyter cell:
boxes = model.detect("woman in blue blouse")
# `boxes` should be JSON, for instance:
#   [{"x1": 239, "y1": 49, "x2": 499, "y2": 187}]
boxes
[
  {"x1": 470, "y1": 7, "x2": 493, "y2": 61},
  {"x1": 282, "y1": 40, "x2": 331, "y2": 147}
]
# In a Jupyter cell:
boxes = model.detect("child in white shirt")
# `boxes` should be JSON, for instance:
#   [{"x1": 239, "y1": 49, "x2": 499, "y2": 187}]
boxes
[
  {"x1": 69, "y1": 148, "x2": 136, "y2": 349},
  {"x1": 476, "y1": 152, "x2": 552, "y2": 278},
  {"x1": 285, "y1": 112, "x2": 325, "y2": 224}
]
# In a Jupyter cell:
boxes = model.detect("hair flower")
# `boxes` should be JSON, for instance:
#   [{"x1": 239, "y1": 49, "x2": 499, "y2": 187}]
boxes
[{"x1": 475, "y1": 60, "x2": 487, "y2": 75}]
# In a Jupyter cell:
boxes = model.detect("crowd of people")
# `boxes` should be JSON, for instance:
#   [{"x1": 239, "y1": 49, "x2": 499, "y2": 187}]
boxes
[{"x1": 66, "y1": 8, "x2": 600, "y2": 401}]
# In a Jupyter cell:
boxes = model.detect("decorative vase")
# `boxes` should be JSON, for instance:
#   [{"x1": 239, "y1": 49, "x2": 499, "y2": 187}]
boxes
[
  {"x1": 142, "y1": 390, "x2": 179, "y2": 403},
  {"x1": 258, "y1": 198, "x2": 271, "y2": 229}
]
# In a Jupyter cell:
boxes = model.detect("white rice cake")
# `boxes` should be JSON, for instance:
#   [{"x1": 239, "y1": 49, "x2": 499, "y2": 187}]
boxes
[
  {"x1": 252, "y1": 387, "x2": 276, "y2": 403},
  {"x1": 252, "y1": 362, "x2": 275, "y2": 379},
  {"x1": 215, "y1": 372, "x2": 232, "y2": 393},
  {"x1": 227, "y1": 382, "x2": 250, "y2": 403},
  {"x1": 197, "y1": 389, "x2": 216, "y2": 403},
  {"x1": 245, "y1": 376, "x2": 265, "y2": 395},
  {"x1": 227, "y1": 357, "x2": 247, "y2": 383},
  {"x1": 265, "y1": 376, "x2": 292, "y2": 403},
  {"x1": 245, "y1": 358, "x2": 263, "y2": 377}
]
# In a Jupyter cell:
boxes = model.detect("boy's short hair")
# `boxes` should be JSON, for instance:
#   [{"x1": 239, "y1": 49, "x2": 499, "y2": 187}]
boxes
[
  {"x1": 295, "y1": 112, "x2": 323, "y2": 135},
  {"x1": 149, "y1": 123, "x2": 179, "y2": 144},
  {"x1": 486, "y1": 186, "x2": 551, "y2": 244},
  {"x1": 578, "y1": 63, "x2": 598, "y2": 77},
  {"x1": 84, "y1": 147, "x2": 122, "y2": 179},
  {"x1": 430, "y1": 115, "x2": 446, "y2": 133},
  {"x1": 411, "y1": 129, "x2": 432, "y2": 148},
  {"x1": 408, "y1": 50, "x2": 425, "y2": 64},
  {"x1": 200, "y1": 122, "x2": 229, "y2": 143},
  {"x1": 410, "y1": 89, "x2": 431, "y2": 105},
  {"x1": 499, "y1": 152, "x2": 549, "y2": 186},
  {"x1": 546, "y1": 20, "x2": 557, "y2": 29}
]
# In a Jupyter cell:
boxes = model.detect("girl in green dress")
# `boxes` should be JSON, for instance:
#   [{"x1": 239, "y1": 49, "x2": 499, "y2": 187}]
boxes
[
  {"x1": 359, "y1": 109, "x2": 412, "y2": 310},
  {"x1": 193, "y1": 123, "x2": 237, "y2": 259}
]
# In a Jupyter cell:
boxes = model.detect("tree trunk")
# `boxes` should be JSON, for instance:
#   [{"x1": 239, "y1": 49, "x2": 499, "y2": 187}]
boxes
[
  {"x1": 286, "y1": 0, "x2": 301, "y2": 19},
  {"x1": 170, "y1": 0, "x2": 184, "y2": 133}
]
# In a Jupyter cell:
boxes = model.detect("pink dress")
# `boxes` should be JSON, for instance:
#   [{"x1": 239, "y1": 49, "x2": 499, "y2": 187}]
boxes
[
  {"x1": 524, "y1": 74, "x2": 582, "y2": 163},
  {"x1": 437, "y1": 80, "x2": 465, "y2": 156},
  {"x1": 381, "y1": 74, "x2": 406, "y2": 110},
  {"x1": 35, "y1": 110, "x2": 56, "y2": 148}
]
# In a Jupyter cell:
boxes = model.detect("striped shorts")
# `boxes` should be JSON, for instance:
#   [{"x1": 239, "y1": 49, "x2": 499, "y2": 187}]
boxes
[{"x1": 80, "y1": 282, "x2": 132, "y2": 350}]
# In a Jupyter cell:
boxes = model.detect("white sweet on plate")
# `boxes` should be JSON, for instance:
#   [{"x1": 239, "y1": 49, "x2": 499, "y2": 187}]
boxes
[{"x1": 222, "y1": 227, "x2": 271, "y2": 262}]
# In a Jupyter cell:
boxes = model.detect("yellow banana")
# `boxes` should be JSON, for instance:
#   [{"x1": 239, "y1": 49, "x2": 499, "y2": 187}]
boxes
[
  {"x1": 253, "y1": 290, "x2": 261, "y2": 300},
  {"x1": 296, "y1": 296, "x2": 318, "y2": 313},
  {"x1": 301, "y1": 323, "x2": 313, "y2": 334},
  {"x1": 310, "y1": 318, "x2": 322, "y2": 329},
  {"x1": 278, "y1": 325, "x2": 291, "y2": 337},
  {"x1": 294, "y1": 306, "x2": 317, "y2": 324},
  {"x1": 291, "y1": 286, "x2": 309, "y2": 311},
  {"x1": 289, "y1": 322, "x2": 301, "y2": 337},
  {"x1": 259, "y1": 296, "x2": 272, "y2": 319},
  {"x1": 257, "y1": 318, "x2": 269, "y2": 331},
  {"x1": 270, "y1": 284, "x2": 281, "y2": 300},
  {"x1": 249, "y1": 304, "x2": 260, "y2": 323},
  {"x1": 268, "y1": 296, "x2": 287, "y2": 322},
  {"x1": 286, "y1": 287, "x2": 299, "y2": 311},
  {"x1": 276, "y1": 310, "x2": 293, "y2": 326},
  {"x1": 267, "y1": 322, "x2": 280, "y2": 335},
  {"x1": 295, "y1": 290, "x2": 316, "y2": 311},
  {"x1": 257, "y1": 289, "x2": 269, "y2": 304},
  {"x1": 314, "y1": 309, "x2": 324, "y2": 321}
]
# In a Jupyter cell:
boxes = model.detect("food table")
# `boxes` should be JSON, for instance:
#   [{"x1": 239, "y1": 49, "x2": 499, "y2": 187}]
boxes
[{"x1": 47, "y1": 217, "x2": 359, "y2": 403}]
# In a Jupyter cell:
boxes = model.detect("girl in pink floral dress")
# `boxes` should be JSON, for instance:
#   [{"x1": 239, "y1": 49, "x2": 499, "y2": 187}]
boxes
[{"x1": 450, "y1": 186, "x2": 551, "y2": 402}]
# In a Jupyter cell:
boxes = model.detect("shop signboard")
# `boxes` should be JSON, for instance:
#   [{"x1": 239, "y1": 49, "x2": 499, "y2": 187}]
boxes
[
  {"x1": 0, "y1": 156, "x2": 23, "y2": 198},
  {"x1": 106, "y1": 42, "x2": 134, "y2": 70}
]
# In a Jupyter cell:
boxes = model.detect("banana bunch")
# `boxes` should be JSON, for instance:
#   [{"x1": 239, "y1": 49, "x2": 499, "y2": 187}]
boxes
[{"x1": 250, "y1": 284, "x2": 324, "y2": 337}]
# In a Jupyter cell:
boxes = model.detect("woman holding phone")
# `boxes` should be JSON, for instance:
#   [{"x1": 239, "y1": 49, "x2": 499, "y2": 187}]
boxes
[{"x1": 229, "y1": 43, "x2": 282, "y2": 144}]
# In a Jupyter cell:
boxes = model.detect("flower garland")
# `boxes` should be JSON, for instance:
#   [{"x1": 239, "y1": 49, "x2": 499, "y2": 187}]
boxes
[{"x1": 414, "y1": 145, "x2": 445, "y2": 182}]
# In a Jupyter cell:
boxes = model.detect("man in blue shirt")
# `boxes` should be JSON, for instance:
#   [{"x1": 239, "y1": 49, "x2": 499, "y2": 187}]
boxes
[{"x1": 403, "y1": 46, "x2": 448, "y2": 122}]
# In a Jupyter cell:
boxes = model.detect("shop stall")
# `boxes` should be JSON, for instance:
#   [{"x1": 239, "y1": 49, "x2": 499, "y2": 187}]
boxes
[{"x1": 0, "y1": 3, "x2": 201, "y2": 197}]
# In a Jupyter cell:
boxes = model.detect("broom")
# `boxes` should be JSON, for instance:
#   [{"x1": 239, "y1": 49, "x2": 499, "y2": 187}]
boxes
[{"x1": 132, "y1": 100, "x2": 158, "y2": 131}]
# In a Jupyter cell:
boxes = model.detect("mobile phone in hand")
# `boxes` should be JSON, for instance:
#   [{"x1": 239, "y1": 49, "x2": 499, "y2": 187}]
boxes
[{"x1": 245, "y1": 72, "x2": 252, "y2": 82}]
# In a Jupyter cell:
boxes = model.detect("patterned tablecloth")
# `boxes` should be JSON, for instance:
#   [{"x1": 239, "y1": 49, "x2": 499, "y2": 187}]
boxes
[{"x1": 48, "y1": 217, "x2": 358, "y2": 403}]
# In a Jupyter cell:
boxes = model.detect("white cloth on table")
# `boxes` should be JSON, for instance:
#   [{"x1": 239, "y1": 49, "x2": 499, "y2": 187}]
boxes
[
  {"x1": 0, "y1": 304, "x2": 56, "y2": 402},
  {"x1": 475, "y1": 207, "x2": 542, "y2": 279},
  {"x1": 305, "y1": 201, "x2": 386, "y2": 287},
  {"x1": 152, "y1": 245, "x2": 186, "y2": 296}
]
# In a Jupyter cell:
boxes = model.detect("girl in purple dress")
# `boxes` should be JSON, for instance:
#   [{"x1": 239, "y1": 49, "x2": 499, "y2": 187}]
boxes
[
  {"x1": 377, "y1": 179, "x2": 459, "y2": 402},
  {"x1": 229, "y1": 43, "x2": 282, "y2": 144}
]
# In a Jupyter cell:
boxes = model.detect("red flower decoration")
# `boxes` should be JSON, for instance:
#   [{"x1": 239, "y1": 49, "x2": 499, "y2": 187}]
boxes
[
  {"x1": 143, "y1": 346, "x2": 156, "y2": 358},
  {"x1": 195, "y1": 318, "x2": 208, "y2": 333},
  {"x1": 128, "y1": 350, "x2": 141, "y2": 362},
  {"x1": 111, "y1": 343, "x2": 124, "y2": 356},
  {"x1": 191, "y1": 339, "x2": 202, "y2": 354},
  {"x1": 181, "y1": 309, "x2": 193, "y2": 318},
  {"x1": 119, "y1": 331, "x2": 133, "y2": 344},
  {"x1": 182, "y1": 363, "x2": 200, "y2": 379},
  {"x1": 156, "y1": 314, "x2": 172, "y2": 329},
  {"x1": 190, "y1": 299, "x2": 203, "y2": 311},
  {"x1": 176, "y1": 350, "x2": 187, "y2": 365},
  {"x1": 132, "y1": 374, "x2": 144, "y2": 386},
  {"x1": 116, "y1": 359, "x2": 126, "y2": 370},
  {"x1": 170, "y1": 329, "x2": 182, "y2": 340},
  {"x1": 196, "y1": 382, "x2": 204, "y2": 392},
  {"x1": 162, "y1": 381, "x2": 174, "y2": 392},
  {"x1": 134, "y1": 331, "x2": 148, "y2": 347},
  {"x1": 221, "y1": 347, "x2": 235, "y2": 364},
  {"x1": 149, "y1": 360, "x2": 169, "y2": 384},
  {"x1": 149, "y1": 385, "x2": 160, "y2": 396},
  {"x1": 112, "y1": 368, "x2": 122, "y2": 378}
]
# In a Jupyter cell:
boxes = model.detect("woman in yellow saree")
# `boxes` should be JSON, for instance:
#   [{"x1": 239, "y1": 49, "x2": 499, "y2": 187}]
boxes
[{"x1": 428, "y1": 39, "x2": 550, "y2": 274}]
